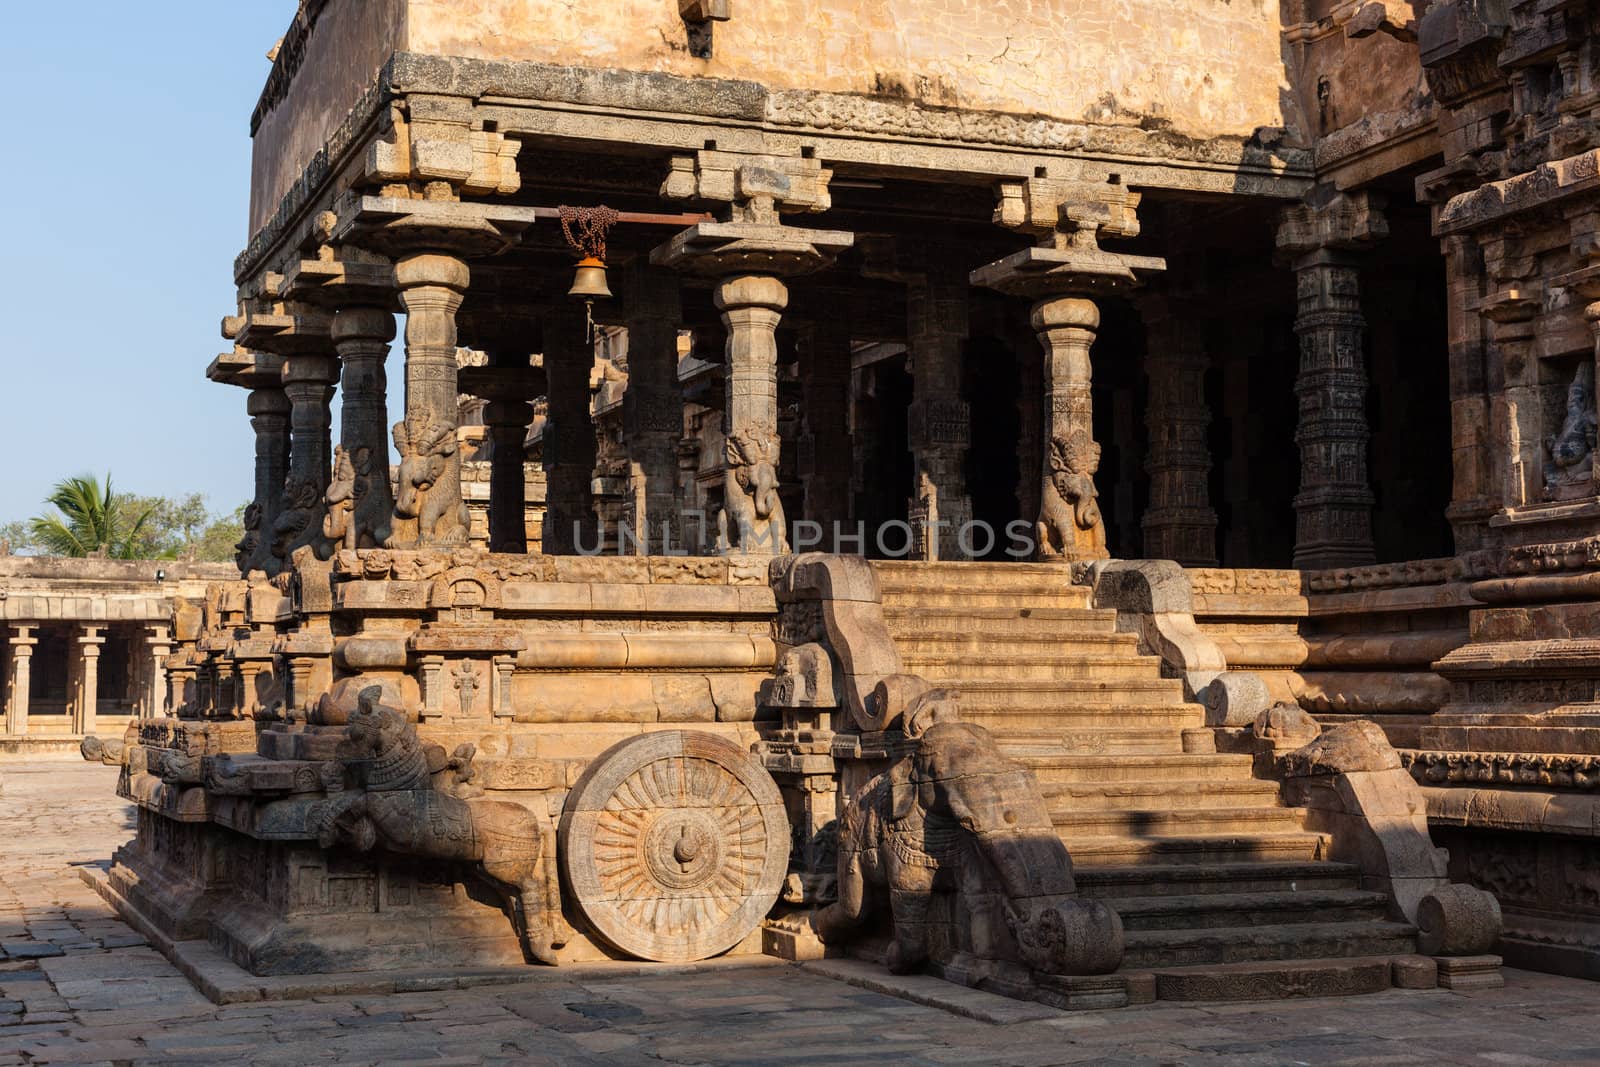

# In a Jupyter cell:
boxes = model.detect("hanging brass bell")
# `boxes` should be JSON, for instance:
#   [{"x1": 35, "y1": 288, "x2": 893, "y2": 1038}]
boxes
[{"x1": 568, "y1": 256, "x2": 614, "y2": 300}]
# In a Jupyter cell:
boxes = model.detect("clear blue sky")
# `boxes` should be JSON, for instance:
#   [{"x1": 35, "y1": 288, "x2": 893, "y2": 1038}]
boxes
[{"x1": 0, "y1": 2, "x2": 305, "y2": 522}]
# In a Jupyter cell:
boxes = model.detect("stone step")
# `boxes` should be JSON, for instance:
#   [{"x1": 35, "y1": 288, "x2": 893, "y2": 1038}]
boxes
[
  {"x1": 1104, "y1": 889, "x2": 1392, "y2": 932},
  {"x1": 893, "y1": 630, "x2": 1141, "y2": 656},
  {"x1": 902, "y1": 654, "x2": 1165, "y2": 682},
  {"x1": 960, "y1": 705, "x2": 1206, "y2": 729},
  {"x1": 1038, "y1": 778, "x2": 1284, "y2": 811},
  {"x1": 1076, "y1": 861, "x2": 1363, "y2": 899},
  {"x1": 1053, "y1": 805, "x2": 1305, "y2": 838},
  {"x1": 1066, "y1": 832, "x2": 1327, "y2": 868},
  {"x1": 882, "y1": 606, "x2": 1118, "y2": 634},
  {"x1": 872, "y1": 561, "x2": 1084, "y2": 595},
  {"x1": 1017, "y1": 753, "x2": 1255, "y2": 785},
  {"x1": 1120, "y1": 920, "x2": 1416, "y2": 969},
  {"x1": 880, "y1": 590, "x2": 1091, "y2": 610},
  {"x1": 998, "y1": 728, "x2": 1191, "y2": 757},
  {"x1": 1135, "y1": 954, "x2": 1402, "y2": 1002},
  {"x1": 936, "y1": 678, "x2": 1189, "y2": 707}
]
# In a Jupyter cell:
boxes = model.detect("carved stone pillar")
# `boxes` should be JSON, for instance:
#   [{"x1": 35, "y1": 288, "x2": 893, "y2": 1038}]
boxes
[
  {"x1": 1140, "y1": 295, "x2": 1218, "y2": 565},
  {"x1": 973, "y1": 177, "x2": 1165, "y2": 561},
  {"x1": 715, "y1": 275, "x2": 790, "y2": 555},
  {"x1": 906, "y1": 272, "x2": 974, "y2": 559},
  {"x1": 1479, "y1": 290, "x2": 1543, "y2": 510},
  {"x1": 1277, "y1": 193, "x2": 1386, "y2": 569},
  {"x1": 1030, "y1": 297, "x2": 1109, "y2": 560},
  {"x1": 460, "y1": 353, "x2": 542, "y2": 555},
  {"x1": 5, "y1": 627, "x2": 34, "y2": 737},
  {"x1": 73, "y1": 625, "x2": 104, "y2": 736},
  {"x1": 393, "y1": 254, "x2": 471, "y2": 547},
  {"x1": 279, "y1": 352, "x2": 338, "y2": 557},
  {"x1": 652, "y1": 150, "x2": 852, "y2": 556},
  {"x1": 1440, "y1": 235, "x2": 1495, "y2": 548},
  {"x1": 623, "y1": 266, "x2": 685, "y2": 553},
  {"x1": 245, "y1": 387, "x2": 290, "y2": 570},
  {"x1": 797, "y1": 316, "x2": 853, "y2": 533},
  {"x1": 146, "y1": 625, "x2": 171, "y2": 718},
  {"x1": 330, "y1": 306, "x2": 397, "y2": 549},
  {"x1": 543, "y1": 304, "x2": 598, "y2": 555}
]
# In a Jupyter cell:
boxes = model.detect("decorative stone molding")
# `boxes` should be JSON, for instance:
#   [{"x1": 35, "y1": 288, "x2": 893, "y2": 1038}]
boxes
[
  {"x1": 1272, "y1": 720, "x2": 1503, "y2": 954},
  {"x1": 363, "y1": 102, "x2": 521, "y2": 199}
]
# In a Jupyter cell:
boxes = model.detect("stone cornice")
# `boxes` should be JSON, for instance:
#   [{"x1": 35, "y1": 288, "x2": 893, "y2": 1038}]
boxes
[
  {"x1": 251, "y1": 0, "x2": 333, "y2": 136},
  {"x1": 237, "y1": 52, "x2": 1314, "y2": 283}
]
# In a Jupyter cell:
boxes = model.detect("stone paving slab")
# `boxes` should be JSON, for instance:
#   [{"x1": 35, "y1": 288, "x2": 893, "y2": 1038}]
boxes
[{"x1": 4, "y1": 761, "x2": 1600, "y2": 1065}]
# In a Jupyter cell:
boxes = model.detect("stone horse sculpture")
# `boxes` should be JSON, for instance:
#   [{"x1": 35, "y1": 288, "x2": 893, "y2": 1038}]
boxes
[
  {"x1": 315, "y1": 688, "x2": 556, "y2": 964},
  {"x1": 721, "y1": 430, "x2": 788, "y2": 554},
  {"x1": 1037, "y1": 430, "x2": 1104, "y2": 559},
  {"x1": 391, "y1": 415, "x2": 469, "y2": 547},
  {"x1": 815, "y1": 686, "x2": 1123, "y2": 978}
]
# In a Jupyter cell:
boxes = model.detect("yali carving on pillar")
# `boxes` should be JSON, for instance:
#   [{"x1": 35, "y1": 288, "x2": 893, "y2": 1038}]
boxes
[
  {"x1": 721, "y1": 429, "x2": 789, "y2": 554},
  {"x1": 323, "y1": 445, "x2": 391, "y2": 549},
  {"x1": 390, "y1": 415, "x2": 469, "y2": 547},
  {"x1": 1038, "y1": 426, "x2": 1103, "y2": 559}
]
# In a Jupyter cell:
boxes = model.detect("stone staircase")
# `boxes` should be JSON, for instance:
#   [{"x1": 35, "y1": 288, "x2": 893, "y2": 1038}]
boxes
[{"x1": 874, "y1": 560, "x2": 1420, "y2": 1002}]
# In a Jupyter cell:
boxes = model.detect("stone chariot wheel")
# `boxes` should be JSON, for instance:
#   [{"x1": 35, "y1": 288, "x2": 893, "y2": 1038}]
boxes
[{"x1": 559, "y1": 730, "x2": 789, "y2": 963}]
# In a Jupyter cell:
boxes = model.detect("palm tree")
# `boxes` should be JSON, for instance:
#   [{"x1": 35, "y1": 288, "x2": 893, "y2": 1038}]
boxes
[{"x1": 28, "y1": 474, "x2": 158, "y2": 559}]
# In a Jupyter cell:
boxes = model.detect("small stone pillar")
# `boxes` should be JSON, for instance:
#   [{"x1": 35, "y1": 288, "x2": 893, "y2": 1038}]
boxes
[
  {"x1": 145, "y1": 625, "x2": 171, "y2": 718},
  {"x1": 542, "y1": 303, "x2": 598, "y2": 555},
  {"x1": 73, "y1": 625, "x2": 104, "y2": 736},
  {"x1": 797, "y1": 316, "x2": 853, "y2": 533},
  {"x1": 623, "y1": 266, "x2": 686, "y2": 554},
  {"x1": 715, "y1": 274, "x2": 791, "y2": 555},
  {"x1": 393, "y1": 254, "x2": 472, "y2": 547},
  {"x1": 331, "y1": 306, "x2": 398, "y2": 548},
  {"x1": 1276, "y1": 192, "x2": 1386, "y2": 569},
  {"x1": 280, "y1": 351, "x2": 339, "y2": 556},
  {"x1": 5, "y1": 626, "x2": 35, "y2": 737},
  {"x1": 652, "y1": 150, "x2": 851, "y2": 556},
  {"x1": 905, "y1": 269, "x2": 973, "y2": 559},
  {"x1": 1140, "y1": 294, "x2": 1218, "y2": 566},
  {"x1": 1031, "y1": 296, "x2": 1109, "y2": 559},
  {"x1": 246, "y1": 386, "x2": 290, "y2": 570},
  {"x1": 459, "y1": 349, "x2": 542, "y2": 554},
  {"x1": 1477, "y1": 290, "x2": 1542, "y2": 510},
  {"x1": 973, "y1": 177, "x2": 1165, "y2": 561}
]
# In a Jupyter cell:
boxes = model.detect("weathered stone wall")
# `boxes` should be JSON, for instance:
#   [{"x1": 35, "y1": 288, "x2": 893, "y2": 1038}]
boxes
[
  {"x1": 249, "y1": 0, "x2": 407, "y2": 233},
  {"x1": 249, "y1": 0, "x2": 1296, "y2": 235},
  {"x1": 407, "y1": 0, "x2": 1288, "y2": 139}
]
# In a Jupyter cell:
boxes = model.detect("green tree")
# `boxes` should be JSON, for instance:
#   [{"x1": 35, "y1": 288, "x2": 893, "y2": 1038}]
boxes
[
  {"x1": 0, "y1": 520, "x2": 34, "y2": 555},
  {"x1": 28, "y1": 474, "x2": 159, "y2": 559}
]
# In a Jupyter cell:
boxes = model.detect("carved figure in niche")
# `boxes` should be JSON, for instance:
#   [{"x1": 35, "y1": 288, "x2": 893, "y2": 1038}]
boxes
[
  {"x1": 721, "y1": 430, "x2": 788, "y2": 553},
  {"x1": 390, "y1": 416, "x2": 468, "y2": 548},
  {"x1": 314, "y1": 688, "x2": 556, "y2": 964},
  {"x1": 322, "y1": 446, "x2": 357, "y2": 551},
  {"x1": 271, "y1": 476, "x2": 325, "y2": 563},
  {"x1": 1037, "y1": 431, "x2": 1103, "y2": 559},
  {"x1": 233, "y1": 502, "x2": 261, "y2": 571},
  {"x1": 814, "y1": 690, "x2": 1123, "y2": 977},
  {"x1": 1544, "y1": 362, "x2": 1597, "y2": 499}
]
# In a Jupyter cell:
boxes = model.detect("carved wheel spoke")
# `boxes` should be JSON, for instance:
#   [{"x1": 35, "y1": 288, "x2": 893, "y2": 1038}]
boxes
[{"x1": 560, "y1": 731, "x2": 789, "y2": 963}]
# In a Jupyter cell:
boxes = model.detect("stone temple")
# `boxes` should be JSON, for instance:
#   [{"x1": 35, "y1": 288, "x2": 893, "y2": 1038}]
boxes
[{"x1": 55, "y1": 0, "x2": 1600, "y2": 1006}]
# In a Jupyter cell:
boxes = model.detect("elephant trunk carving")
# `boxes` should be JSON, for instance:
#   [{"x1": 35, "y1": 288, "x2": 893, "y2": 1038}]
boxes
[{"x1": 815, "y1": 693, "x2": 1123, "y2": 978}]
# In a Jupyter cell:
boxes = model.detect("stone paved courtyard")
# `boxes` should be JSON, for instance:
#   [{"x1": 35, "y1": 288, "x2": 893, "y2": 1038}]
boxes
[{"x1": 0, "y1": 760, "x2": 1597, "y2": 1066}]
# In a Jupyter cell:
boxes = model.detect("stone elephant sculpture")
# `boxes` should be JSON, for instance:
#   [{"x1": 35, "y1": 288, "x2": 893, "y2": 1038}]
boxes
[
  {"x1": 815, "y1": 692, "x2": 1123, "y2": 977},
  {"x1": 315, "y1": 689, "x2": 556, "y2": 964}
]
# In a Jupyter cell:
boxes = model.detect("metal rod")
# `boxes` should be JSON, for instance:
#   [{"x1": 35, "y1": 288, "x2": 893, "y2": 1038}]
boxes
[{"x1": 534, "y1": 206, "x2": 713, "y2": 226}]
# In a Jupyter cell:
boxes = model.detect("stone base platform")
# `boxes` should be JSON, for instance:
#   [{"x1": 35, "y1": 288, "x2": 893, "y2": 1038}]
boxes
[{"x1": 80, "y1": 865, "x2": 774, "y2": 1004}]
